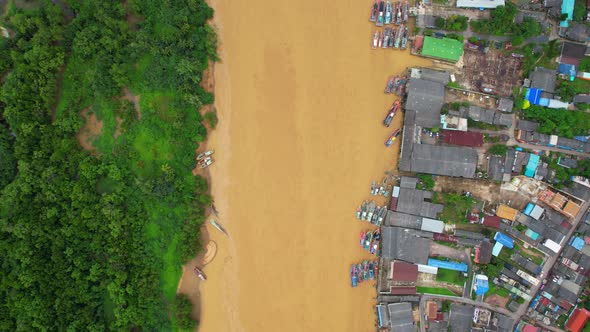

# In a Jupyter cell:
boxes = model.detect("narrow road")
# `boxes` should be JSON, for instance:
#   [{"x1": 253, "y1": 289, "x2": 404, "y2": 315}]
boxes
[{"x1": 513, "y1": 201, "x2": 590, "y2": 320}]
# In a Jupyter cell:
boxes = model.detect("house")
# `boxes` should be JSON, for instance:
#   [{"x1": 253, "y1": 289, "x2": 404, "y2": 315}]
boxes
[
  {"x1": 390, "y1": 261, "x2": 419, "y2": 283},
  {"x1": 456, "y1": 0, "x2": 505, "y2": 8},
  {"x1": 426, "y1": 301, "x2": 439, "y2": 321},
  {"x1": 497, "y1": 98, "x2": 514, "y2": 113},
  {"x1": 416, "y1": 15, "x2": 438, "y2": 29},
  {"x1": 410, "y1": 68, "x2": 450, "y2": 86},
  {"x1": 558, "y1": 157, "x2": 578, "y2": 169},
  {"x1": 396, "y1": 188, "x2": 444, "y2": 219},
  {"x1": 566, "y1": 308, "x2": 590, "y2": 332},
  {"x1": 530, "y1": 67, "x2": 557, "y2": 93},
  {"x1": 483, "y1": 216, "x2": 502, "y2": 228},
  {"x1": 561, "y1": 42, "x2": 587, "y2": 66},
  {"x1": 475, "y1": 240, "x2": 493, "y2": 264},
  {"x1": 565, "y1": 23, "x2": 590, "y2": 43},
  {"x1": 449, "y1": 303, "x2": 475, "y2": 332},
  {"x1": 388, "y1": 302, "x2": 415, "y2": 332},
  {"x1": 574, "y1": 94, "x2": 590, "y2": 104},
  {"x1": 496, "y1": 205, "x2": 518, "y2": 221},
  {"x1": 442, "y1": 130, "x2": 483, "y2": 147},
  {"x1": 517, "y1": 120, "x2": 540, "y2": 132}
]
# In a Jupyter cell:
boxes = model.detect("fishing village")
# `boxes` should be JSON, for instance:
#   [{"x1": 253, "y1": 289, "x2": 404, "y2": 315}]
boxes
[{"x1": 355, "y1": 0, "x2": 590, "y2": 331}]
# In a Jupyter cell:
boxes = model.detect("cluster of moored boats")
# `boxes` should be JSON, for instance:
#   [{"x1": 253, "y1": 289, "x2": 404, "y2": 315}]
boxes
[
  {"x1": 370, "y1": 0, "x2": 409, "y2": 26},
  {"x1": 356, "y1": 200, "x2": 387, "y2": 226},
  {"x1": 360, "y1": 229, "x2": 381, "y2": 255},
  {"x1": 197, "y1": 150, "x2": 215, "y2": 169},
  {"x1": 351, "y1": 260, "x2": 379, "y2": 287},
  {"x1": 370, "y1": 178, "x2": 392, "y2": 196},
  {"x1": 384, "y1": 76, "x2": 407, "y2": 95},
  {"x1": 372, "y1": 24, "x2": 408, "y2": 50}
]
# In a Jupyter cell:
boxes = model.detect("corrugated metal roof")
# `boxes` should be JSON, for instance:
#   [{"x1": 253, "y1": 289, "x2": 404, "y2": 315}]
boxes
[
  {"x1": 421, "y1": 218, "x2": 445, "y2": 233},
  {"x1": 456, "y1": 0, "x2": 505, "y2": 8}
]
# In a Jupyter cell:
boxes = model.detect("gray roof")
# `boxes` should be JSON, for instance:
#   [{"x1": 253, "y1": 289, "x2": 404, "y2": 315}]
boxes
[
  {"x1": 411, "y1": 68, "x2": 450, "y2": 86},
  {"x1": 396, "y1": 188, "x2": 444, "y2": 219},
  {"x1": 468, "y1": 106, "x2": 495, "y2": 124},
  {"x1": 561, "y1": 279, "x2": 581, "y2": 294},
  {"x1": 410, "y1": 144, "x2": 478, "y2": 178},
  {"x1": 504, "y1": 150, "x2": 516, "y2": 174},
  {"x1": 498, "y1": 98, "x2": 514, "y2": 113},
  {"x1": 511, "y1": 253, "x2": 541, "y2": 275},
  {"x1": 456, "y1": 0, "x2": 505, "y2": 8},
  {"x1": 381, "y1": 226, "x2": 432, "y2": 264},
  {"x1": 496, "y1": 314, "x2": 515, "y2": 332},
  {"x1": 557, "y1": 136, "x2": 589, "y2": 152},
  {"x1": 563, "y1": 182, "x2": 590, "y2": 202},
  {"x1": 565, "y1": 23, "x2": 590, "y2": 43},
  {"x1": 400, "y1": 176, "x2": 418, "y2": 189},
  {"x1": 494, "y1": 113, "x2": 513, "y2": 127},
  {"x1": 558, "y1": 157, "x2": 578, "y2": 169},
  {"x1": 406, "y1": 78, "x2": 445, "y2": 128},
  {"x1": 377, "y1": 304, "x2": 390, "y2": 327},
  {"x1": 574, "y1": 94, "x2": 590, "y2": 104},
  {"x1": 488, "y1": 155, "x2": 505, "y2": 181},
  {"x1": 455, "y1": 230, "x2": 485, "y2": 240},
  {"x1": 449, "y1": 304, "x2": 474, "y2": 332},
  {"x1": 388, "y1": 302, "x2": 415, "y2": 332},
  {"x1": 385, "y1": 210, "x2": 423, "y2": 229},
  {"x1": 416, "y1": 15, "x2": 437, "y2": 28},
  {"x1": 399, "y1": 110, "x2": 418, "y2": 172},
  {"x1": 530, "y1": 67, "x2": 556, "y2": 93}
]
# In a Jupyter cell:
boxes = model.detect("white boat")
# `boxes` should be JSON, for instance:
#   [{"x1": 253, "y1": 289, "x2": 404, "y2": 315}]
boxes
[
  {"x1": 209, "y1": 219, "x2": 229, "y2": 237},
  {"x1": 197, "y1": 150, "x2": 214, "y2": 161},
  {"x1": 199, "y1": 157, "x2": 214, "y2": 169}
]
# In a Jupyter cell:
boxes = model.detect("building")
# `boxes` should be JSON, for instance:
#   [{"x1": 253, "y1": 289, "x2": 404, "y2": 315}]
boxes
[
  {"x1": 558, "y1": 157, "x2": 578, "y2": 168},
  {"x1": 475, "y1": 240, "x2": 493, "y2": 264},
  {"x1": 421, "y1": 36, "x2": 463, "y2": 63},
  {"x1": 381, "y1": 227, "x2": 432, "y2": 264},
  {"x1": 449, "y1": 303, "x2": 475, "y2": 332},
  {"x1": 410, "y1": 67, "x2": 450, "y2": 85},
  {"x1": 396, "y1": 188, "x2": 444, "y2": 219},
  {"x1": 427, "y1": 258, "x2": 468, "y2": 272},
  {"x1": 377, "y1": 304, "x2": 391, "y2": 328},
  {"x1": 474, "y1": 275, "x2": 490, "y2": 296},
  {"x1": 565, "y1": 23, "x2": 590, "y2": 42},
  {"x1": 441, "y1": 115, "x2": 468, "y2": 131},
  {"x1": 560, "y1": 0, "x2": 575, "y2": 28},
  {"x1": 530, "y1": 67, "x2": 557, "y2": 93},
  {"x1": 388, "y1": 302, "x2": 415, "y2": 332},
  {"x1": 574, "y1": 94, "x2": 590, "y2": 104},
  {"x1": 407, "y1": 144, "x2": 478, "y2": 178},
  {"x1": 497, "y1": 98, "x2": 514, "y2": 113},
  {"x1": 517, "y1": 120, "x2": 540, "y2": 132},
  {"x1": 390, "y1": 261, "x2": 419, "y2": 283},
  {"x1": 483, "y1": 216, "x2": 502, "y2": 229},
  {"x1": 496, "y1": 205, "x2": 518, "y2": 221},
  {"x1": 494, "y1": 232, "x2": 515, "y2": 248},
  {"x1": 416, "y1": 14, "x2": 437, "y2": 29},
  {"x1": 442, "y1": 130, "x2": 483, "y2": 147},
  {"x1": 566, "y1": 308, "x2": 590, "y2": 332},
  {"x1": 405, "y1": 79, "x2": 445, "y2": 128},
  {"x1": 456, "y1": 0, "x2": 505, "y2": 8}
]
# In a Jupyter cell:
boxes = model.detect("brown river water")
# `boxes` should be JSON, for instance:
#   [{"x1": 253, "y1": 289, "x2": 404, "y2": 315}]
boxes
[{"x1": 177, "y1": 0, "x2": 432, "y2": 331}]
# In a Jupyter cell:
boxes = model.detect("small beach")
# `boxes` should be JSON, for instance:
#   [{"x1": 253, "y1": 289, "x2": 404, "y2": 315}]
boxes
[{"x1": 188, "y1": 0, "x2": 432, "y2": 330}]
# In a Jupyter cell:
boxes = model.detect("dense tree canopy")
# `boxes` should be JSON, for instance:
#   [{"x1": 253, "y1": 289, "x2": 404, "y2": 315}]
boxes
[
  {"x1": 522, "y1": 105, "x2": 590, "y2": 138},
  {"x1": 0, "y1": 0, "x2": 215, "y2": 330}
]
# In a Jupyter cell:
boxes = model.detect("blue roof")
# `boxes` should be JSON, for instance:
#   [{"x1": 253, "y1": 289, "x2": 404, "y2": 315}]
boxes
[
  {"x1": 524, "y1": 154, "x2": 540, "y2": 178},
  {"x1": 492, "y1": 242, "x2": 504, "y2": 256},
  {"x1": 525, "y1": 229, "x2": 540, "y2": 240},
  {"x1": 571, "y1": 236, "x2": 585, "y2": 250},
  {"x1": 427, "y1": 258, "x2": 468, "y2": 272},
  {"x1": 494, "y1": 232, "x2": 514, "y2": 248},
  {"x1": 526, "y1": 88, "x2": 542, "y2": 105},
  {"x1": 474, "y1": 276, "x2": 489, "y2": 295},
  {"x1": 558, "y1": 63, "x2": 577, "y2": 80},
  {"x1": 560, "y1": 0, "x2": 574, "y2": 27},
  {"x1": 524, "y1": 203, "x2": 534, "y2": 216},
  {"x1": 574, "y1": 136, "x2": 589, "y2": 142}
]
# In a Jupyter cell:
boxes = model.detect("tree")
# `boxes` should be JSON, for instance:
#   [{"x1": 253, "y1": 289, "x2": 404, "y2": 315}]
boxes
[
  {"x1": 435, "y1": 17, "x2": 445, "y2": 29},
  {"x1": 488, "y1": 144, "x2": 508, "y2": 156}
]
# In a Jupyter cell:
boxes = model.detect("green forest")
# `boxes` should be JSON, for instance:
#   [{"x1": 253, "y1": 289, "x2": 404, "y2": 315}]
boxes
[
  {"x1": 522, "y1": 105, "x2": 590, "y2": 138},
  {"x1": 0, "y1": 0, "x2": 215, "y2": 330}
]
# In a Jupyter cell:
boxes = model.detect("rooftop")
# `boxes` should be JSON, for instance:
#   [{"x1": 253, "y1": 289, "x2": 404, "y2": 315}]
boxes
[
  {"x1": 410, "y1": 67, "x2": 450, "y2": 85},
  {"x1": 517, "y1": 120, "x2": 539, "y2": 132},
  {"x1": 397, "y1": 188, "x2": 444, "y2": 219},
  {"x1": 388, "y1": 302, "x2": 415, "y2": 332},
  {"x1": 406, "y1": 78, "x2": 445, "y2": 128},
  {"x1": 449, "y1": 303, "x2": 474, "y2": 332},
  {"x1": 421, "y1": 37, "x2": 463, "y2": 62},
  {"x1": 442, "y1": 130, "x2": 484, "y2": 147},
  {"x1": 530, "y1": 67, "x2": 557, "y2": 93},
  {"x1": 561, "y1": 42, "x2": 586, "y2": 66},
  {"x1": 410, "y1": 144, "x2": 478, "y2": 178},
  {"x1": 497, "y1": 98, "x2": 514, "y2": 113},
  {"x1": 390, "y1": 261, "x2": 419, "y2": 282},
  {"x1": 566, "y1": 308, "x2": 590, "y2": 332},
  {"x1": 475, "y1": 240, "x2": 493, "y2": 264},
  {"x1": 456, "y1": 0, "x2": 505, "y2": 8},
  {"x1": 381, "y1": 226, "x2": 432, "y2": 264}
]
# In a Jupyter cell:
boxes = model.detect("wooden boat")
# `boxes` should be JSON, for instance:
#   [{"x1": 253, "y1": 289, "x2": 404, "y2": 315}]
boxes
[
  {"x1": 372, "y1": 31, "x2": 379, "y2": 49},
  {"x1": 384, "y1": 0, "x2": 392, "y2": 25},
  {"x1": 351, "y1": 265, "x2": 358, "y2": 287},
  {"x1": 362, "y1": 260, "x2": 369, "y2": 280},
  {"x1": 403, "y1": 1, "x2": 409, "y2": 22},
  {"x1": 368, "y1": 262, "x2": 375, "y2": 279},
  {"x1": 356, "y1": 207, "x2": 361, "y2": 219},
  {"x1": 357, "y1": 263, "x2": 364, "y2": 282},
  {"x1": 385, "y1": 128, "x2": 401, "y2": 147},
  {"x1": 361, "y1": 201, "x2": 368, "y2": 220},
  {"x1": 209, "y1": 219, "x2": 229, "y2": 237},
  {"x1": 364, "y1": 231, "x2": 373, "y2": 250},
  {"x1": 401, "y1": 27, "x2": 408, "y2": 50},
  {"x1": 377, "y1": 0, "x2": 385, "y2": 26},
  {"x1": 369, "y1": 0, "x2": 378, "y2": 22},
  {"x1": 194, "y1": 266, "x2": 207, "y2": 281},
  {"x1": 211, "y1": 204, "x2": 219, "y2": 216},
  {"x1": 366, "y1": 201, "x2": 376, "y2": 221},
  {"x1": 388, "y1": 28, "x2": 395, "y2": 48},
  {"x1": 385, "y1": 76, "x2": 395, "y2": 93},
  {"x1": 360, "y1": 230, "x2": 366, "y2": 246},
  {"x1": 377, "y1": 30, "x2": 384, "y2": 48},
  {"x1": 199, "y1": 157, "x2": 214, "y2": 169},
  {"x1": 382, "y1": 27, "x2": 389, "y2": 48}
]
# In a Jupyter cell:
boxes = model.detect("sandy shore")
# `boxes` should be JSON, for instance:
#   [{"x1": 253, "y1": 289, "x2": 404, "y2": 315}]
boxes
[{"x1": 178, "y1": 0, "x2": 433, "y2": 331}]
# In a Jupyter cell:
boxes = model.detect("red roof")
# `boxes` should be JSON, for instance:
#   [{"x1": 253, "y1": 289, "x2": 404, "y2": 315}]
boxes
[
  {"x1": 561, "y1": 300, "x2": 574, "y2": 311},
  {"x1": 561, "y1": 220, "x2": 573, "y2": 229},
  {"x1": 566, "y1": 308, "x2": 590, "y2": 332},
  {"x1": 391, "y1": 261, "x2": 418, "y2": 282},
  {"x1": 427, "y1": 301, "x2": 438, "y2": 320},
  {"x1": 522, "y1": 324, "x2": 539, "y2": 332},
  {"x1": 540, "y1": 297, "x2": 550, "y2": 306},
  {"x1": 390, "y1": 286, "x2": 417, "y2": 295},
  {"x1": 483, "y1": 216, "x2": 501, "y2": 229},
  {"x1": 475, "y1": 241, "x2": 493, "y2": 264},
  {"x1": 442, "y1": 130, "x2": 484, "y2": 147}
]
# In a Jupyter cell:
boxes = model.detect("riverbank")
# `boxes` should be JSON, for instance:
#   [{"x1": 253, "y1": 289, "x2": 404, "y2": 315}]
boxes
[{"x1": 194, "y1": 0, "x2": 432, "y2": 330}]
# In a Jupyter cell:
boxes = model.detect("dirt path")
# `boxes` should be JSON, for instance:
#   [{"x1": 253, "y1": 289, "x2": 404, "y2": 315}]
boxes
[
  {"x1": 189, "y1": 0, "x2": 433, "y2": 331},
  {"x1": 76, "y1": 107, "x2": 102, "y2": 153}
]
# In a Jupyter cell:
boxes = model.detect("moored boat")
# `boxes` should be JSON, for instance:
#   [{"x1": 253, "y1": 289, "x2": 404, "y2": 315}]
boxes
[
  {"x1": 367, "y1": 201, "x2": 376, "y2": 221},
  {"x1": 371, "y1": 181, "x2": 377, "y2": 195},
  {"x1": 401, "y1": 27, "x2": 408, "y2": 50},
  {"x1": 356, "y1": 207, "x2": 361, "y2": 219},
  {"x1": 385, "y1": 76, "x2": 395, "y2": 93},
  {"x1": 194, "y1": 266, "x2": 207, "y2": 281},
  {"x1": 403, "y1": 1, "x2": 409, "y2": 22},
  {"x1": 361, "y1": 201, "x2": 368, "y2": 220},
  {"x1": 209, "y1": 219, "x2": 229, "y2": 237},
  {"x1": 357, "y1": 263, "x2": 364, "y2": 282},
  {"x1": 351, "y1": 265, "x2": 358, "y2": 287},
  {"x1": 377, "y1": 30, "x2": 384, "y2": 48},
  {"x1": 370, "y1": 0, "x2": 378, "y2": 22},
  {"x1": 382, "y1": 27, "x2": 390, "y2": 48},
  {"x1": 388, "y1": 28, "x2": 395, "y2": 47},
  {"x1": 199, "y1": 157, "x2": 214, "y2": 169},
  {"x1": 385, "y1": 128, "x2": 401, "y2": 147},
  {"x1": 396, "y1": 1, "x2": 402, "y2": 24},
  {"x1": 197, "y1": 149, "x2": 214, "y2": 161},
  {"x1": 385, "y1": 0, "x2": 392, "y2": 25},
  {"x1": 372, "y1": 31, "x2": 379, "y2": 49},
  {"x1": 360, "y1": 230, "x2": 366, "y2": 246},
  {"x1": 368, "y1": 262, "x2": 375, "y2": 279},
  {"x1": 377, "y1": 0, "x2": 385, "y2": 26}
]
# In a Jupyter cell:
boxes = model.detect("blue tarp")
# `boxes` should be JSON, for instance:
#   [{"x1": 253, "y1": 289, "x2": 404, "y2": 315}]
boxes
[
  {"x1": 427, "y1": 258, "x2": 468, "y2": 272},
  {"x1": 574, "y1": 136, "x2": 589, "y2": 143},
  {"x1": 526, "y1": 88, "x2": 542, "y2": 105},
  {"x1": 525, "y1": 154, "x2": 540, "y2": 177},
  {"x1": 558, "y1": 63, "x2": 577, "y2": 80},
  {"x1": 494, "y1": 232, "x2": 514, "y2": 248},
  {"x1": 525, "y1": 204, "x2": 537, "y2": 215},
  {"x1": 474, "y1": 276, "x2": 489, "y2": 295},
  {"x1": 571, "y1": 237, "x2": 585, "y2": 250}
]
